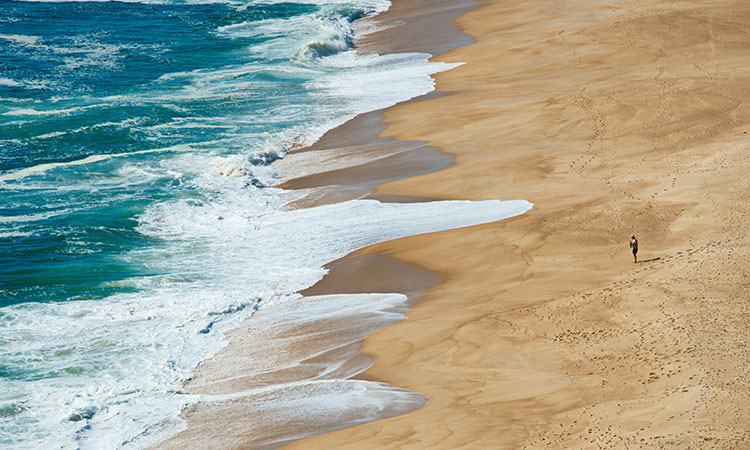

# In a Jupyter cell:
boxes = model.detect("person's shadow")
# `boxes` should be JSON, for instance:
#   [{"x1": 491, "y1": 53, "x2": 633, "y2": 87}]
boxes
[{"x1": 638, "y1": 257, "x2": 660, "y2": 263}]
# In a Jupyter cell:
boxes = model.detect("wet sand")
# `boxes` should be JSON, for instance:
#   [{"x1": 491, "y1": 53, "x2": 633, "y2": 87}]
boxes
[
  {"x1": 285, "y1": 0, "x2": 750, "y2": 448},
  {"x1": 275, "y1": 109, "x2": 449, "y2": 208},
  {"x1": 153, "y1": 0, "x2": 478, "y2": 447}
]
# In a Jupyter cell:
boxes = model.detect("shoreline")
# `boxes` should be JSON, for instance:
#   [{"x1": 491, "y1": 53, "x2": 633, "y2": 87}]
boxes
[
  {"x1": 287, "y1": 0, "x2": 750, "y2": 448},
  {"x1": 274, "y1": 108, "x2": 450, "y2": 209},
  {"x1": 153, "y1": 1, "x2": 483, "y2": 448}
]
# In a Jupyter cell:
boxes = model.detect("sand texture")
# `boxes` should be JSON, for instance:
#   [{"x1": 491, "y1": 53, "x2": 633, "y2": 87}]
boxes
[{"x1": 285, "y1": 0, "x2": 750, "y2": 448}]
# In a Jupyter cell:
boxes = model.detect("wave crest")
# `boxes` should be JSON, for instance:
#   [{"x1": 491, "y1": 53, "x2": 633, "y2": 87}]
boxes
[{"x1": 293, "y1": 6, "x2": 370, "y2": 63}]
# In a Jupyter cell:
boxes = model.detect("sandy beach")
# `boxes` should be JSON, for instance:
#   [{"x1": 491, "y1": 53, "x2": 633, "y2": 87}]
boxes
[
  {"x1": 156, "y1": 0, "x2": 750, "y2": 448},
  {"x1": 284, "y1": 0, "x2": 750, "y2": 448}
]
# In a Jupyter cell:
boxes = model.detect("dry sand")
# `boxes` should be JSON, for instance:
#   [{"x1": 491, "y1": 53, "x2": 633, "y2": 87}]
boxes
[{"x1": 285, "y1": 0, "x2": 750, "y2": 448}]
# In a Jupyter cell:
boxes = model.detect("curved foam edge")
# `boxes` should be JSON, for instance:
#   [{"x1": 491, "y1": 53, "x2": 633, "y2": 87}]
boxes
[{"x1": 146, "y1": 199, "x2": 533, "y2": 448}]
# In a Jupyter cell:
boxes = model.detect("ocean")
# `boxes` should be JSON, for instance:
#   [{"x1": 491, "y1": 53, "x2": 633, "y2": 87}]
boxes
[{"x1": 0, "y1": 0, "x2": 531, "y2": 448}]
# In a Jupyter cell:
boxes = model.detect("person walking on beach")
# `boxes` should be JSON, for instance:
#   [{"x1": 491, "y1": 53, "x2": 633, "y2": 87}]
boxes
[{"x1": 630, "y1": 234, "x2": 638, "y2": 263}]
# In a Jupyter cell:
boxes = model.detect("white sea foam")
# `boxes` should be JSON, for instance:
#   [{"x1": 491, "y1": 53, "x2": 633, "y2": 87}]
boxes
[
  {"x1": 0, "y1": 209, "x2": 72, "y2": 224},
  {"x1": 2, "y1": 103, "x2": 109, "y2": 117},
  {"x1": 12, "y1": 0, "x2": 240, "y2": 4},
  {"x1": 316, "y1": 51, "x2": 461, "y2": 115},
  {"x1": 0, "y1": 185, "x2": 530, "y2": 448},
  {"x1": 0, "y1": 230, "x2": 33, "y2": 238},
  {"x1": 155, "y1": 294, "x2": 424, "y2": 448},
  {"x1": 0, "y1": 79, "x2": 54, "y2": 90},
  {"x1": 0, "y1": 78, "x2": 23, "y2": 87},
  {"x1": 0, "y1": 145, "x2": 195, "y2": 182},
  {"x1": 33, "y1": 131, "x2": 67, "y2": 139},
  {"x1": 0, "y1": 0, "x2": 523, "y2": 447},
  {"x1": 90, "y1": 118, "x2": 143, "y2": 129},
  {"x1": 0, "y1": 96, "x2": 35, "y2": 103},
  {"x1": 216, "y1": 16, "x2": 310, "y2": 40},
  {"x1": 22, "y1": 118, "x2": 145, "y2": 139},
  {"x1": 256, "y1": 0, "x2": 389, "y2": 7},
  {"x1": 58, "y1": 44, "x2": 123, "y2": 72},
  {"x1": 0, "y1": 34, "x2": 40, "y2": 46}
]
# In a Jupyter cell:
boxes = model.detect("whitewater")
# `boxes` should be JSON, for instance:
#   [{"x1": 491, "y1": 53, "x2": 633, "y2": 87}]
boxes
[{"x1": 0, "y1": 0, "x2": 531, "y2": 448}]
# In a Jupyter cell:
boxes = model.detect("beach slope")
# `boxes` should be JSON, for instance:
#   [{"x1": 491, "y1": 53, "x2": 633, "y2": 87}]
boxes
[{"x1": 286, "y1": 0, "x2": 750, "y2": 448}]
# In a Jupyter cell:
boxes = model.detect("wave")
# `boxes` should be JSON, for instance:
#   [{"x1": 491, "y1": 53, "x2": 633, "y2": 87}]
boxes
[
  {"x1": 0, "y1": 209, "x2": 72, "y2": 224},
  {"x1": 10, "y1": 0, "x2": 240, "y2": 4},
  {"x1": 1, "y1": 195, "x2": 532, "y2": 448},
  {"x1": 2, "y1": 103, "x2": 111, "y2": 117},
  {"x1": 32, "y1": 131, "x2": 67, "y2": 140},
  {"x1": 0, "y1": 145, "x2": 194, "y2": 182},
  {"x1": 0, "y1": 0, "x2": 504, "y2": 447},
  {"x1": 0, "y1": 230, "x2": 33, "y2": 238},
  {"x1": 0, "y1": 34, "x2": 40, "y2": 46},
  {"x1": 293, "y1": 11, "x2": 358, "y2": 63},
  {"x1": 2, "y1": 107, "x2": 79, "y2": 117},
  {"x1": 0, "y1": 79, "x2": 53, "y2": 90},
  {"x1": 0, "y1": 78, "x2": 23, "y2": 87}
]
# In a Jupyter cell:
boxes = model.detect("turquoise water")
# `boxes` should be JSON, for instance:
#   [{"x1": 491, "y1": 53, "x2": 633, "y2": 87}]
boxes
[
  {"x1": 0, "y1": 0, "x2": 485, "y2": 447},
  {"x1": 0, "y1": 0, "x2": 454, "y2": 446},
  {"x1": 0, "y1": 0, "x2": 345, "y2": 306}
]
